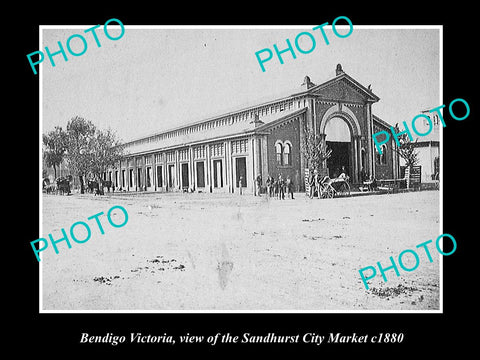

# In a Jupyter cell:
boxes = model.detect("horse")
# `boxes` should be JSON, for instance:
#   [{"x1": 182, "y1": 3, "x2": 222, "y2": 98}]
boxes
[
  {"x1": 103, "y1": 180, "x2": 113, "y2": 193},
  {"x1": 87, "y1": 180, "x2": 100, "y2": 195},
  {"x1": 55, "y1": 177, "x2": 71, "y2": 195},
  {"x1": 43, "y1": 178, "x2": 56, "y2": 194}
]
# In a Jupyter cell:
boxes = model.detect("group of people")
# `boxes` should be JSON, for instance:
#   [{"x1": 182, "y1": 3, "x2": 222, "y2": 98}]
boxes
[{"x1": 253, "y1": 174, "x2": 295, "y2": 199}]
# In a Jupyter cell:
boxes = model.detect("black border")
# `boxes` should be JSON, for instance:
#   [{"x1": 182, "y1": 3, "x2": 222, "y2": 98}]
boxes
[{"x1": 16, "y1": 4, "x2": 476, "y2": 355}]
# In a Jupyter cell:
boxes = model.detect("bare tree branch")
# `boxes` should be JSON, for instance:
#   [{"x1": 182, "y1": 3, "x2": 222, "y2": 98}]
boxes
[{"x1": 300, "y1": 125, "x2": 332, "y2": 171}]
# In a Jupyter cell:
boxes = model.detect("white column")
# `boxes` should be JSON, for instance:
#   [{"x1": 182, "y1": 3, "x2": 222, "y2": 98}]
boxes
[
  {"x1": 261, "y1": 134, "x2": 268, "y2": 180},
  {"x1": 163, "y1": 153, "x2": 167, "y2": 191},
  {"x1": 189, "y1": 146, "x2": 194, "y2": 191},
  {"x1": 225, "y1": 140, "x2": 231, "y2": 192},
  {"x1": 206, "y1": 144, "x2": 211, "y2": 192},
  {"x1": 251, "y1": 138, "x2": 256, "y2": 194},
  {"x1": 175, "y1": 150, "x2": 179, "y2": 190}
]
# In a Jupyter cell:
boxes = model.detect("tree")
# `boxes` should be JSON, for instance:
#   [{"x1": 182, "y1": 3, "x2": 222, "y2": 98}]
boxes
[
  {"x1": 64, "y1": 116, "x2": 96, "y2": 194},
  {"x1": 392, "y1": 123, "x2": 419, "y2": 167},
  {"x1": 64, "y1": 116, "x2": 124, "y2": 194},
  {"x1": 43, "y1": 126, "x2": 67, "y2": 180},
  {"x1": 300, "y1": 125, "x2": 332, "y2": 171},
  {"x1": 89, "y1": 128, "x2": 125, "y2": 194}
]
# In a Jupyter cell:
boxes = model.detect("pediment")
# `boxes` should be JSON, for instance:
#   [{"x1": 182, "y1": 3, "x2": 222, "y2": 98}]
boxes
[{"x1": 309, "y1": 74, "x2": 379, "y2": 104}]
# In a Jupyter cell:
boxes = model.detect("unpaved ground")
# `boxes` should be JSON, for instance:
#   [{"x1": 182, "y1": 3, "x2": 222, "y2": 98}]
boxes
[{"x1": 40, "y1": 190, "x2": 440, "y2": 311}]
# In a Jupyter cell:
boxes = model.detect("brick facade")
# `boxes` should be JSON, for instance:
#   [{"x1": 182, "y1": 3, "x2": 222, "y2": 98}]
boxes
[{"x1": 113, "y1": 65, "x2": 399, "y2": 194}]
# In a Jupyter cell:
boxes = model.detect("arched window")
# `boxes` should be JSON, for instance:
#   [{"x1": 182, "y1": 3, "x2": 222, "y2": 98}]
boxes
[
  {"x1": 275, "y1": 142, "x2": 283, "y2": 165},
  {"x1": 376, "y1": 145, "x2": 387, "y2": 165},
  {"x1": 381, "y1": 145, "x2": 387, "y2": 165},
  {"x1": 283, "y1": 142, "x2": 292, "y2": 166}
]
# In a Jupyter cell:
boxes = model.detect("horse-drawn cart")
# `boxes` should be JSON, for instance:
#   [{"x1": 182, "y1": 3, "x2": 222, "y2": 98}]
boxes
[
  {"x1": 328, "y1": 176, "x2": 351, "y2": 197},
  {"x1": 310, "y1": 175, "x2": 351, "y2": 199}
]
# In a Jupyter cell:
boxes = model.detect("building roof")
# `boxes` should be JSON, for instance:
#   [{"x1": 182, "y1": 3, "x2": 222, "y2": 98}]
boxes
[
  {"x1": 122, "y1": 66, "x2": 381, "y2": 155},
  {"x1": 372, "y1": 114, "x2": 392, "y2": 130},
  {"x1": 123, "y1": 107, "x2": 306, "y2": 155},
  {"x1": 305, "y1": 72, "x2": 380, "y2": 103},
  {"x1": 255, "y1": 108, "x2": 307, "y2": 133}
]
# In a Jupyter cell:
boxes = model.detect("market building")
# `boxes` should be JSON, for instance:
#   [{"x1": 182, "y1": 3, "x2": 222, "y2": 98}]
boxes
[{"x1": 108, "y1": 64, "x2": 399, "y2": 194}]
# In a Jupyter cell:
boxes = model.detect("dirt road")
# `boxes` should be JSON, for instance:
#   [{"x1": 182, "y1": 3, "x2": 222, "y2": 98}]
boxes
[{"x1": 40, "y1": 190, "x2": 440, "y2": 311}]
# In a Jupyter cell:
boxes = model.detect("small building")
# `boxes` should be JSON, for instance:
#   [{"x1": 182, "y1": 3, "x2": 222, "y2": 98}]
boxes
[
  {"x1": 110, "y1": 64, "x2": 400, "y2": 194},
  {"x1": 398, "y1": 108, "x2": 441, "y2": 183}
]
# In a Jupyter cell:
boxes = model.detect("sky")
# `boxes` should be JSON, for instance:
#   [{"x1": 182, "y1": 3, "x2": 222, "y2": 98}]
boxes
[{"x1": 41, "y1": 25, "x2": 440, "y2": 143}]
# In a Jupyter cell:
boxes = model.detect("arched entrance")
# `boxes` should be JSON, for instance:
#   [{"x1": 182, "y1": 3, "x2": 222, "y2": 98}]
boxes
[
  {"x1": 318, "y1": 104, "x2": 363, "y2": 182},
  {"x1": 324, "y1": 116, "x2": 351, "y2": 178}
]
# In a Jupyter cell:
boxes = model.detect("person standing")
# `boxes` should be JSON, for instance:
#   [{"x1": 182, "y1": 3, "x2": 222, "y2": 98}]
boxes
[
  {"x1": 239, "y1": 176, "x2": 243, "y2": 195},
  {"x1": 273, "y1": 177, "x2": 278, "y2": 198},
  {"x1": 266, "y1": 175, "x2": 272, "y2": 197},
  {"x1": 255, "y1": 174, "x2": 262, "y2": 196},
  {"x1": 286, "y1": 175, "x2": 294, "y2": 199},
  {"x1": 309, "y1": 169, "x2": 316, "y2": 199},
  {"x1": 278, "y1": 174, "x2": 285, "y2": 200},
  {"x1": 315, "y1": 170, "x2": 322, "y2": 199}
]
